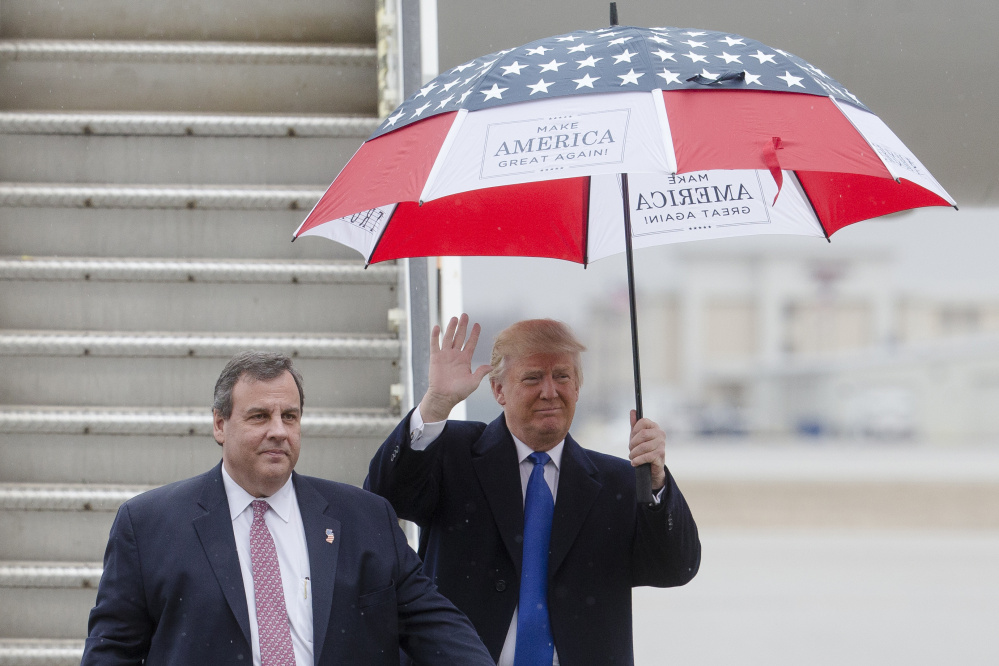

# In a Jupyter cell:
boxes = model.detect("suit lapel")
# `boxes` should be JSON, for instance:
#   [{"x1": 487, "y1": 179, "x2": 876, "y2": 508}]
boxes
[
  {"x1": 471, "y1": 417, "x2": 526, "y2": 572},
  {"x1": 550, "y1": 435, "x2": 601, "y2": 576},
  {"x1": 192, "y1": 463, "x2": 252, "y2": 647},
  {"x1": 294, "y1": 473, "x2": 340, "y2": 665}
]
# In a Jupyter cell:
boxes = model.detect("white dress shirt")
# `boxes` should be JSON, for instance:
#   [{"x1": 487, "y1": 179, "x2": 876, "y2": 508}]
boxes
[{"x1": 222, "y1": 464, "x2": 314, "y2": 666}]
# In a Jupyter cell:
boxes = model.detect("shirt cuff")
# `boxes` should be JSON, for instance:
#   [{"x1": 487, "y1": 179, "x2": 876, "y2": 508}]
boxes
[
  {"x1": 409, "y1": 405, "x2": 447, "y2": 451},
  {"x1": 651, "y1": 484, "x2": 665, "y2": 505}
]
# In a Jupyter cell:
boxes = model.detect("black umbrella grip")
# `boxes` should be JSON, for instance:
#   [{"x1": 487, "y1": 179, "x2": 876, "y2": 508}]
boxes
[{"x1": 636, "y1": 464, "x2": 653, "y2": 504}]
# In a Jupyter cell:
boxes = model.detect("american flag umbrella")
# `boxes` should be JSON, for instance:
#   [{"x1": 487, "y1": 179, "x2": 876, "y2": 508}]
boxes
[{"x1": 293, "y1": 21, "x2": 955, "y2": 501}]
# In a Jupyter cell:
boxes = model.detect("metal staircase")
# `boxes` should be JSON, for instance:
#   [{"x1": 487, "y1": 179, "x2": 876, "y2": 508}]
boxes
[{"x1": 0, "y1": 1, "x2": 399, "y2": 660}]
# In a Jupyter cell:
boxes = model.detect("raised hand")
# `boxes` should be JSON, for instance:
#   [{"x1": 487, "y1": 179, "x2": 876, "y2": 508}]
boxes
[
  {"x1": 419, "y1": 314, "x2": 493, "y2": 422},
  {"x1": 628, "y1": 410, "x2": 667, "y2": 492}
]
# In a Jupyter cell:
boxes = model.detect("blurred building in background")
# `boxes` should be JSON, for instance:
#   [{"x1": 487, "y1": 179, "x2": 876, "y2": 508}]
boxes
[{"x1": 580, "y1": 210, "x2": 999, "y2": 442}]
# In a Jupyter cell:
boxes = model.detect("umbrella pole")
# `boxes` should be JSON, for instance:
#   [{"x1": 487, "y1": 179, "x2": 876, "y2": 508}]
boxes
[{"x1": 620, "y1": 173, "x2": 655, "y2": 505}]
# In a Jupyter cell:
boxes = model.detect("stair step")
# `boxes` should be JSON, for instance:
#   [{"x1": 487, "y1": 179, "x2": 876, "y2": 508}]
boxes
[
  {"x1": 0, "y1": 111, "x2": 378, "y2": 138},
  {"x1": 0, "y1": 331, "x2": 399, "y2": 359},
  {"x1": 0, "y1": 406, "x2": 397, "y2": 437},
  {"x1": 0, "y1": 40, "x2": 377, "y2": 114},
  {"x1": 0, "y1": 112, "x2": 373, "y2": 187},
  {"x1": 0, "y1": 639, "x2": 84, "y2": 665},
  {"x1": 0, "y1": 562, "x2": 102, "y2": 590},
  {"x1": 0, "y1": 135, "x2": 359, "y2": 186},
  {"x1": 0, "y1": 257, "x2": 394, "y2": 284},
  {"x1": 0, "y1": 39, "x2": 375, "y2": 65},
  {"x1": 0, "y1": 0, "x2": 375, "y2": 43},
  {"x1": 0, "y1": 484, "x2": 148, "y2": 560},
  {"x1": 0, "y1": 183, "x2": 325, "y2": 210},
  {"x1": 0, "y1": 483, "x2": 147, "y2": 511},
  {"x1": 0, "y1": 207, "x2": 352, "y2": 260},
  {"x1": 0, "y1": 563, "x2": 99, "y2": 640}
]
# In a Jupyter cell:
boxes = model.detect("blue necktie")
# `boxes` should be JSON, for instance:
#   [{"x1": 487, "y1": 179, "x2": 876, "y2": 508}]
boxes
[{"x1": 515, "y1": 451, "x2": 555, "y2": 666}]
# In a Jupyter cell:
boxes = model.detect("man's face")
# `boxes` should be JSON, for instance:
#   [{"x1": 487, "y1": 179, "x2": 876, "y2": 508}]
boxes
[
  {"x1": 491, "y1": 352, "x2": 580, "y2": 452},
  {"x1": 214, "y1": 371, "x2": 302, "y2": 498}
]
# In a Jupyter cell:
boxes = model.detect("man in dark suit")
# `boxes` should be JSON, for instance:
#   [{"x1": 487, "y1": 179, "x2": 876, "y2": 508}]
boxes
[
  {"x1": 366, "y1": 316, "x2": 701, "y2": 665},
  {"x1": 83, "y1": 351, "x2": 493, "y2": 665}
]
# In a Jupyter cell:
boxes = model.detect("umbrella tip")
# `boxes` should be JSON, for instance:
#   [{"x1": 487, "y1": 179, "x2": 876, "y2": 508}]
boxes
[
  {"x1": 290, "y1": 236, "x2": 296, "y2": 243},
  {"x1": 609, "y1": 2, "x2": 619, "y2": 26}
]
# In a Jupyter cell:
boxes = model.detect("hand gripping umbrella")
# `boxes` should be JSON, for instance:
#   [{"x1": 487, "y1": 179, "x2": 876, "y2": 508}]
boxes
[{"x1": 293, "y1": 18, "x2": 955, "y2": 503}]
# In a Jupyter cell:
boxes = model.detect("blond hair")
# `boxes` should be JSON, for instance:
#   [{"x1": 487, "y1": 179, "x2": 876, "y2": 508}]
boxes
[{"x1": 489, "y1": 319, "x2": 586, "y2": 386}]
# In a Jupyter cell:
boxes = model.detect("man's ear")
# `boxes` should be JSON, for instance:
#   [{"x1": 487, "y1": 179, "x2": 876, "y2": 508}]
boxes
[
  {"x1": 212, "y1": 409, "x2": 226, "y2": 446},
  {"x1": 490, "y1": 376, "x2": 506, "y2": 406}
]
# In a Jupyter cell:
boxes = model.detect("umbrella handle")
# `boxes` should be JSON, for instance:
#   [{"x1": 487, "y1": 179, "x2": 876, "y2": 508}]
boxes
[{"x1": 621, "y1": 172, "x2": 656, "y2": 505}]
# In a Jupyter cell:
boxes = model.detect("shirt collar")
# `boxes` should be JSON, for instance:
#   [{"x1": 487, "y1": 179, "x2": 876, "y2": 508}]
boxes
[
  {"x1": 221, "y1": 463, "x2": 296, "y2": 523},
  {"x1": 510, "y1": 433, "x2": 564, "y2": 470}
]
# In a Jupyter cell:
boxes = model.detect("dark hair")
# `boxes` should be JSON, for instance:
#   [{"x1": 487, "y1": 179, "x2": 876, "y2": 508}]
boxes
[{"x1": 212, "y1": 351, "x2": 304, "y2": 419}]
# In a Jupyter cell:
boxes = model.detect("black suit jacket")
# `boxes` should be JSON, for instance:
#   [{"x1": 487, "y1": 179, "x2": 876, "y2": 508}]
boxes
[
  {"x1": 365, "y1": 412, "x2": 701, "y2": 665},
  {"x1": 83, "y1": 462, "x2": 493, "y2": 665}
]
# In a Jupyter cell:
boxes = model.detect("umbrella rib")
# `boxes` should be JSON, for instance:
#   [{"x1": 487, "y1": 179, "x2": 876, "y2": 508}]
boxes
[
  {"x1": 364, "y1": 203, "x2": 400, "y2": 265},
  {"x1": 582, "y1": 176, "x2": 591, "y2": 267},
  {"x1": 418, "y1": 109, "x2": 469, "y2": 205}
]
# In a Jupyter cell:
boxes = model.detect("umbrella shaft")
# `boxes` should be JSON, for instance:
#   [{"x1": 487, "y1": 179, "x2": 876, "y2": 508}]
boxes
[
  {"x1": 620, "y1": 173, "x2": 644, "y2": 420},
  {"x1": 621, "y1": 173, "x2": 654, "y2": 505}
]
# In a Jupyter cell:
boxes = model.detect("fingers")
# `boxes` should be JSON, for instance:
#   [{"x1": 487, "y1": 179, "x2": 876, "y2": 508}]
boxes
[
  {"x1": 442, "y1": 316, "x2": 460, "y2": 349},
  {"x1": 435, "y1": 314, "x2": 481, "y2": 353},
  {"x1": 628, "y1": 417, "x2": 667, "y2": 490},
  {"x1": 429, "y1": 324, "x2": 442, "y2": 352}
]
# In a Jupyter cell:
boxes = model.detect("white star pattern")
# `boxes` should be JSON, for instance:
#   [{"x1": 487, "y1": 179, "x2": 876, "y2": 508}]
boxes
[
  {"x1": 657, "y1": 69, "x2": 682, "y2": 85},
  {"x1": 576, "y1": 55, "x2": 602, "y2": 68},
  {"x1": 613, "y1": 49, "x2": 637, "y2": 64},
  {"x1": 777, "y1": 71, "x2": 805, "y2": 87},
  {"x1": 501, "y1": 61, "x2": 528, "y2": 76},
  {"x1": 368, "y1": 26, "x2": 866, "y2": 139},
  {"x1": 618, "y1": 69, "x2": 644, "y2": 85},
  {"x1": 527, "y1": 79, "x2": 554, "y2": 94},
  {"x1": 480, "y1": 83, "x2": 508, "y2": 100}
]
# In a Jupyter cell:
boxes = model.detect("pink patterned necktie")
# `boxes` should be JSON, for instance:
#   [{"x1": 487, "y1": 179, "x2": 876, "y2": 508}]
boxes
[{"x1": 250, "y1": 499, "x2": 297, "y2": 666}]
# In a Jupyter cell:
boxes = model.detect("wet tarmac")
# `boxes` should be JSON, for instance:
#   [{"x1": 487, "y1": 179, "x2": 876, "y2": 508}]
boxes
[{"x1": 631, "y1": 442, "x2": 999, "y2": 665}]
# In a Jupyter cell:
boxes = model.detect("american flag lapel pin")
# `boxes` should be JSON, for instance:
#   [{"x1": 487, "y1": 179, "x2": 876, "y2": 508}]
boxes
[{"x1": 325, "y1": 528, "x2": 335, "y2": 544}]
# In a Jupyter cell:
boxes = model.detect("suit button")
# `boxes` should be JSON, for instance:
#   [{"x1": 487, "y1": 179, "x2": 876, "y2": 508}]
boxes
[{"x1": 495, "y1": 580, "x2": 507, "y2": 592}]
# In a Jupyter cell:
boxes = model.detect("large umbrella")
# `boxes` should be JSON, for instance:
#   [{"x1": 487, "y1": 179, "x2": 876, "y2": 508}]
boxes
[{"x1": 293, "y1": 18, "x2": 955, "y2": 502}]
